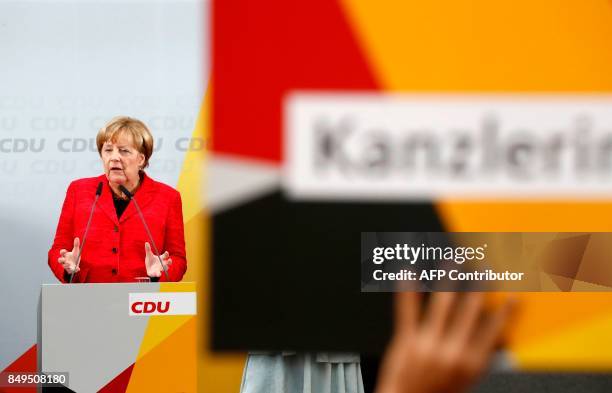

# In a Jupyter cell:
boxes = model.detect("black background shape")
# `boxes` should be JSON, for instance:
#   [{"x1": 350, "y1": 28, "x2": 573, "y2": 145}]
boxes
[{"x1": 211, "y1": 189, "x2": 444, "y2": 353}]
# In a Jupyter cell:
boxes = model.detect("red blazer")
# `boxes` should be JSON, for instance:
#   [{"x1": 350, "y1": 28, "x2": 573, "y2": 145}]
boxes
[{"x1": 48, "y1": 173, "x2": 187, "y2": 283}]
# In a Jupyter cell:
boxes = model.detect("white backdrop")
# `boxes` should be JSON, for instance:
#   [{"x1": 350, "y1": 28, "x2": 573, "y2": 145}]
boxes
[{"x1": 0, "y1": 0, "x2": 205, "y2": 369}]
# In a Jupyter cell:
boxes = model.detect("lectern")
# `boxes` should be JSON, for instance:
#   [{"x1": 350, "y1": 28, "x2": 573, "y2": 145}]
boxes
[{"x1": 38, "y1": 282, "x2": 196, "y2": 393}]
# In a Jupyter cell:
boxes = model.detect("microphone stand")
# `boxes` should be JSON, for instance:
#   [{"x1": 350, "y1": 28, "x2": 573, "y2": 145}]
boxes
[
  {"x1": 119, "y1": 185, "x2": 170, "y2": 281},
  {"x1": 70, "y1": 182, "x2": 103, "y2": 283}
]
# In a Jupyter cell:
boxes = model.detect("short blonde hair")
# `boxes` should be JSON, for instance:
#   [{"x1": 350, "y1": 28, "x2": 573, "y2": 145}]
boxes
[{"x1": 96, "y1": 116, "x2": 154, "y2": 169}]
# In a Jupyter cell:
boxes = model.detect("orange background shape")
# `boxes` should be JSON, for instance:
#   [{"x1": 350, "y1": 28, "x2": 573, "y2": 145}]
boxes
[{"x1": 339, "y1": 0, "x2": 612, "y2": 369}]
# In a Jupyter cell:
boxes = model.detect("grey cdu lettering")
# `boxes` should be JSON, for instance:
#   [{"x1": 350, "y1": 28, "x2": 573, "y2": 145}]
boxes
[
  {"x1": 153, "y1": 138, "x2": 163, "y2": 152},
  {"x1": 175, "y1": 137, "x2": 205, "y2": 152},
  {"x1": 149, "y1": 116, "x2": 194, "y2": 131},
  {"x1": 0, "y1": 138, "x2": 45, "y2": 153},
  {"x1": 31, "y1": 160, "x2": 76, "y2": 174},
  {"x1": 57, "y1": 138, "x2": 97, "y2": 152},
  {"x1": 0, "y1": 116, "x2": 17, "y2": 131},
  {"x1": 31, "y1": 116, "x2": 77, "y2": 131},
  {"x1": 0, "y1": 160, "x2": 18, "y2": 175},
  {"x1": 89, "y1": 117, "x2": 106, "y2": 130},
  {"x1": 148, "y1": 159, "x2": 177, "y2": 173}
]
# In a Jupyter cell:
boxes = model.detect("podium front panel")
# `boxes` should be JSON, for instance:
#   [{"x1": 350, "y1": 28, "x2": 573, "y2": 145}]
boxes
[{"x1": 39, "y1": 282, "x2": 196, "y2": 393}]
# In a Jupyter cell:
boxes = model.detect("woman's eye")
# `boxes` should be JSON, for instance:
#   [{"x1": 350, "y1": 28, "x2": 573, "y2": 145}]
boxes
[{"x1": 120, "y1": 149, "x2": 129, "y2": 153}]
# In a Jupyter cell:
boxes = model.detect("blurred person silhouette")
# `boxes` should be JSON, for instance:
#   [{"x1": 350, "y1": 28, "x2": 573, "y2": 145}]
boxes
[
  {"x1": 239, "y1": 292, "x2": 513, "y2": 393},
  {"x1": 240, "y1": 351, "x2": 364, "y2": 393}
]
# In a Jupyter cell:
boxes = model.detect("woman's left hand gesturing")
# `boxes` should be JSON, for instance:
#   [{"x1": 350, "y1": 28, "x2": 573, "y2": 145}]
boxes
[{"x1": 144, "y1": 242, "x2": 172, "y2": 277}]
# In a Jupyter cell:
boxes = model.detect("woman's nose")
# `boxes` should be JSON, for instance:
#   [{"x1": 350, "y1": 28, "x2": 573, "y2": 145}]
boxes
[{"x1": 109, "y1": 150, "x2": 121, "y2": 160}]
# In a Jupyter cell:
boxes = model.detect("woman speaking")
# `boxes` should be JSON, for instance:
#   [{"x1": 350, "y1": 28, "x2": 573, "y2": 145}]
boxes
[{"x1": 48, "y1": 116, "x2": 187, "y2": 283}]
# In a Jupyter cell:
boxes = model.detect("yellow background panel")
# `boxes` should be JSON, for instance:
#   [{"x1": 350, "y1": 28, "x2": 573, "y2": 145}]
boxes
[
  {"x1": 178, "y1": 92, "x2": 245, "y2": 392},
  {"x1": 127, "y1": 318, "x2": 197, "y2": 393},
  {"x1": 136, "y1": 281, "x2": 195, "y2": 361}
]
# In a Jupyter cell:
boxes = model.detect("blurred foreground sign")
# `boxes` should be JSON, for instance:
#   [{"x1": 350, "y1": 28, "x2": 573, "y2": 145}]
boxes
[{"x1": 286, "y1": 93, "x2": 612, "y2": 200}]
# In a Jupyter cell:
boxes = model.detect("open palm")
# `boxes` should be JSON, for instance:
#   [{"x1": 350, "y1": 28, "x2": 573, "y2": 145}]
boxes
[
  {"x1": 58, "y1": 237, "x2": 80, "y2": 274},
  {"x1": 144, "y1": 242, "x2": 172, "y2": 277}
]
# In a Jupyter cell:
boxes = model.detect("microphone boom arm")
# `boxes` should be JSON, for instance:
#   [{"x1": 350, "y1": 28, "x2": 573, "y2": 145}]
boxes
[
  {"x1": 69, "y1": 182, "x2": 103, "y2": 283},
  {"x1": 120, "y1": 185, "x2": 169, "y2": 281}
]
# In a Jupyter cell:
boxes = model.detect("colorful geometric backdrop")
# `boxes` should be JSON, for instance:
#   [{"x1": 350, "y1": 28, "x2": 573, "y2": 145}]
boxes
[{"x1": 212, "y1": 0, "x2": 612, "y2": 372}]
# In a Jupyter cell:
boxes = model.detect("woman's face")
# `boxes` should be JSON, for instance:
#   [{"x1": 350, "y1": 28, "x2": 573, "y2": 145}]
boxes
[{"x1": 101, "y1": 133, "x2": 145, "y2": 187}]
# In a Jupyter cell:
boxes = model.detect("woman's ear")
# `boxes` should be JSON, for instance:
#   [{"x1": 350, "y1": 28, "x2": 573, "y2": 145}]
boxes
[{"x1": 138, "y1": 153, "x2": 145, "y2": 168}]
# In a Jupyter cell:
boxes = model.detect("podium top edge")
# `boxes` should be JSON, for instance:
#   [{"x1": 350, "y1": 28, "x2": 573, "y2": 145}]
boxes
[
  {"x1": 41, "y1": 281, "x2": 197, "y2": 292},
  {"x1": 42, "y1": 281, "x2": 196, "y2": 286}
]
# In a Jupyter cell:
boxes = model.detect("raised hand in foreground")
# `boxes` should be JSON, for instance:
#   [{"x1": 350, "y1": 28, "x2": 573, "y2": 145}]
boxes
[{"x1": 376, "y1": 292, "x2": 515, "y2": 393}]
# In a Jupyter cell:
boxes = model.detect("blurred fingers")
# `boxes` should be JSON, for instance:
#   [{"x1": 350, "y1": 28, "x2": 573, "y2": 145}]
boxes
[
  {"x1": 450, "y1": 292, "x2": 485, "y2": 344},
  {"x1": 393, "y1": 292, "x2": 420, "y2": 337},
  {"x1": 474, "y1": 296, "x2": 516, "y2": 354},
  {"x1": 423, "y1": 292, "x2": 457, "y2": 338}
]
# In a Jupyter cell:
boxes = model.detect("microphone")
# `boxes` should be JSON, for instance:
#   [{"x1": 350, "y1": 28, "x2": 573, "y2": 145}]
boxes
[
  {"x1": 119, "y1": 185, "x2": 170, "y2": 280},
  {"x1": 69, "y1": 181, "x2": 103, "y2": 283}
]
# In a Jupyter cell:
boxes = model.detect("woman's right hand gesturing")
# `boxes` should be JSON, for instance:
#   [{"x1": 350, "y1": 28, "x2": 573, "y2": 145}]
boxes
[{"x1": 58, "y1": 237, "x2": 81, "y2": 274}]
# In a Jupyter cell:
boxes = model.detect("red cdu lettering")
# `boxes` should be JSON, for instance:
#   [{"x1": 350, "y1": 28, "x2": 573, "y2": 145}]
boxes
[
  {"x1": 143, "y1": 302, "x2": 156, "y2": 313},
  {"x1": 131, "y1": 301, "x2": 144, "y2": 314},
  {"x1": 131, "y1": 300, "x2": 171, "y2": 314},
  {"x1": 157, "y1": 301, "x2": 170, "y2": 313}
]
